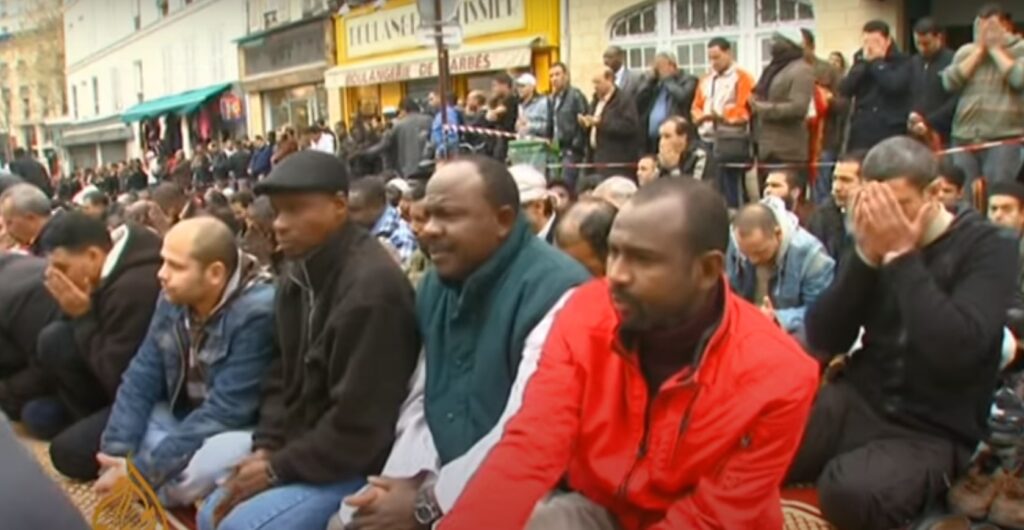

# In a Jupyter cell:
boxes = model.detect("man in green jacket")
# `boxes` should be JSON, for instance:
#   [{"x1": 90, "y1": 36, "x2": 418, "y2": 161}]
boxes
[
  {"x1": 336, "y1": 155, "x2": 590, "y2": 530},
  {"x1": 942, "y1": 4, "x2": 1024, "y2": 204}
]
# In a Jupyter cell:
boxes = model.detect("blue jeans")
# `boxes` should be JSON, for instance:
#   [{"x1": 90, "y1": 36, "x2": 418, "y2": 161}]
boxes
[
  {"x1": 814, "y1": 150, "x2": 837, "y2": 206},
  {"x1": 952, "y1": 142, "x2": 1023, "y2": 207},
  {"x1": 198, "y1": 479, "x2": 365, "y2": 530},
  {"x1": 141, "y1": 404, "x2": 253, "y2": 506}
]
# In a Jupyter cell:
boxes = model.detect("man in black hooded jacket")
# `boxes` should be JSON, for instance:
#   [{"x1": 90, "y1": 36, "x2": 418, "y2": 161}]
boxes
[
  {"x1": 789, "y1": 137, "x2": 1016, "y2": 530},
  {"x1": 0, "y1": 254, "x2": 60, "y2": 420},
  {"x1": 22, "y1": 213, "x2": 162, "y2": 455}
]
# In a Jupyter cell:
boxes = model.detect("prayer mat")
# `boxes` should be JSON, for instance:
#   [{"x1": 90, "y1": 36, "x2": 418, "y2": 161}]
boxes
[
  {"x1": 13, "y1": 423, "x2": 195, "y2": 530},
  {"x1": 782, "y1": 487, "x2": 836, "y2": 530}
]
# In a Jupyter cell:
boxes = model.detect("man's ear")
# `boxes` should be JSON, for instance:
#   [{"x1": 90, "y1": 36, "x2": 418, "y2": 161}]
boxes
[
  {"x1": 207, "y1": 261, "x2": 229, "y2": 286},
  {"x1": 333, "y1": 193, "x2": 349, "y2": 214},
  {"x1": 495, "y1": 205, "x2": 518, "y2": 238},
  {"x1": 695, "y1": 251, "x2": 725, "y2": 292}
]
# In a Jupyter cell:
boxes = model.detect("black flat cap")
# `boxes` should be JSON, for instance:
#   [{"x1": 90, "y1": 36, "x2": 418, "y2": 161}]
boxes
[{"x1": 254, "y1": 150, "x2": 350, "y2": 195}]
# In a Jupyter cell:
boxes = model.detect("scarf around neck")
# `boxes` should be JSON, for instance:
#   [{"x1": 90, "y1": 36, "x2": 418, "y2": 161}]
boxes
[{"x1": 755, "y1": 44, "x2": 805, "y2": 99}]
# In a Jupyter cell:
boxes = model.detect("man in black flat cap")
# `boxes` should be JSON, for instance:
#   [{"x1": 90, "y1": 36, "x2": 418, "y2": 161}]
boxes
[{"x1": 198, "y1": 150, "x2": 421, "y2": 530}]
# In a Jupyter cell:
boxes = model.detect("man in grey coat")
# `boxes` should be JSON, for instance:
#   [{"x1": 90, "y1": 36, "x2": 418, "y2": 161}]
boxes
[
  {"x1": 751, "y1": 32, "x2": 815, "y2": 186},
  {"x1": 364, "y1": 99, "x2": 433, "y2": 178}
]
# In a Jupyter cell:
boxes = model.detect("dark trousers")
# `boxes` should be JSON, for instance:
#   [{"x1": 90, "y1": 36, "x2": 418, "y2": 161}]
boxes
[
  {"x1": 787, "y1": 381, "x2": 968, "y2": 530},
  {"x1": 713, "y1": 162, "x2": 747, "y2": 209},
  {"x1": 49, "y1": 407, "x2": 110, "y2": 481},
  {"x1": 37, "y1": 320, "x2": 108, "y2": 419},
  {"x1": 0, "y1": 361, "x2": 49, "y2": 420}
]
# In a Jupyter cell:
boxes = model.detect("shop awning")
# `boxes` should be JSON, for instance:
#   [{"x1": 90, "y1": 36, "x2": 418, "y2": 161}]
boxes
[
  {"x1": 324, "y1": 37, "x2": 543, "y2": 89},
  {"x1": 60, "y1": 116, "x2": 133, "y2": 147},
  {"x1": 121, "y1": 82, "x2": 233, "y2": 123}
]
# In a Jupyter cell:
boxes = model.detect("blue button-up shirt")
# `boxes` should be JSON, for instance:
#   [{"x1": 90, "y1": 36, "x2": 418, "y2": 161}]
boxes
[{"x1": 372, "y1": 206, "x2": 419, "y2": 265}]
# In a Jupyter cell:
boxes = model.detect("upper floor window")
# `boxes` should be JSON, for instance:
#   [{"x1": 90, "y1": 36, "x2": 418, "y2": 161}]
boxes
[
  {"x1": 608, "y1": 0, "x2": 814, "y2": 76},
  {"x1": 610, "y1": 4, "x2": 656, "y2": 39},
  {"x1": 758, "y1": 0, "x2": 813, "y2": 25},
  {"x1": 673, "y1": 0, "x2": 738, "y2": 32}
]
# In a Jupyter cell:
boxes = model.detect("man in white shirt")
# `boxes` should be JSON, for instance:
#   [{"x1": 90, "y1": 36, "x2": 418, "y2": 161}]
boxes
[{"x1": 313, "y1": 125, "x2": 336, "y2": 155}]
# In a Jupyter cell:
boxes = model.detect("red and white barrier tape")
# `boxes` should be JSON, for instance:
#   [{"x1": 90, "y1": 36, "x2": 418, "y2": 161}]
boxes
[
  {"x1": 443, "y1": 124, "x2": 551, "y2": 145},
  {"x1": 545, "y1": 162, "x2": 637, "y2": 169},
  {"x1": 443, "y1": 123, "x2": 1024, "y2": 170}
]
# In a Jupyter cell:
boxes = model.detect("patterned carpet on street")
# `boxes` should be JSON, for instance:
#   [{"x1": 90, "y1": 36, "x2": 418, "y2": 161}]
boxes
[
  {"x1": 12, "y1": 423, "x2": 830, "y2": 530},
  {"x1": 13, "y1": 423, "x2": 194, "y2": 530}
]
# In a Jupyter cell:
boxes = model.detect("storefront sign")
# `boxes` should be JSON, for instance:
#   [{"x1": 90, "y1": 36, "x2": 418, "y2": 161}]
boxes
[
  {"x1": 243, "y1": 21, "x2": 326, "y2": 77},
  {"x1": 345, "y1": 0, "x2": 525, "y2": 58},
  {"x1": 219, "y1": 93, "x2": 244, "y2": 121},
  {"x1": 328, "y1": 45, "x2": 531, "y2": 87}
]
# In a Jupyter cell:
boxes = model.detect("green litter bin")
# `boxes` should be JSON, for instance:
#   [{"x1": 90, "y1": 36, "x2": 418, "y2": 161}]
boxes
[{"x1": 507, "y1": 139, "x2": 550, "y2": 174}]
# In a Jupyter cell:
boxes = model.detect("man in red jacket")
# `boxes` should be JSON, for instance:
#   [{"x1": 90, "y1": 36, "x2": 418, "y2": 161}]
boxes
[{"x1": 439, "y1": 178, "x2": 819, "y2": 530}]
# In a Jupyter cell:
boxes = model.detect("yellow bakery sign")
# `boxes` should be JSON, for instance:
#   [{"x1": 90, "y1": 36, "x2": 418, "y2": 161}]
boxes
[{"x1": 345, "y1": 0, "x2": 526, "y2": 58}]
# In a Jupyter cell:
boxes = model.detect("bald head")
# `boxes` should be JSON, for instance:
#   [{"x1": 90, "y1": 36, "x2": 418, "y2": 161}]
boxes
[
  {"x1": 167, "y1": 216, "x2": 239, "y2": 274},
  {"x1": 734, "y1": 203, "x2": 779, "y2": 236},
  {"x1": 556, "y1": 199, "x2": 618, "y2": 277}
]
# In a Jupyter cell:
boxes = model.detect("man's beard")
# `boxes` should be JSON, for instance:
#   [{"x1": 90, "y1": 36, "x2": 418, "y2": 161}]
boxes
[{"x1": 611, "y1": 286, "x2": 654, "y2": 332}]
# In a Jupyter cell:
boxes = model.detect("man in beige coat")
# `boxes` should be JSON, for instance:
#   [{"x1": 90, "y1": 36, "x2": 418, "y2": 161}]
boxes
[{"x1": 751, "y1": 32, "x2": 815, "y2": 178}]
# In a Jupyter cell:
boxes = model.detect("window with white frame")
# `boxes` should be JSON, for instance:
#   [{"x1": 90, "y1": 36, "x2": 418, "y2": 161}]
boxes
[
  {"x1": 110, "y1": 67, "x2": 121, "y2": 111},
  {"x1": 674, "y1": 0, "x2": 739, "y2": 32},
  {"x1": 610, "y1": 4, "x2": 657, "y2": 40},
  {"x1": 758, "y1": 0, "x2": 813, "y2": 26},
  {"x1": 133, "y1": 60, "x2": 144, "y2": 104},
  {"x1": 608, "y1": 0, "x2": 812, "y2": 76},
  {"x1": 91, "y1": 76, "x2": 99, "y2": 115}
]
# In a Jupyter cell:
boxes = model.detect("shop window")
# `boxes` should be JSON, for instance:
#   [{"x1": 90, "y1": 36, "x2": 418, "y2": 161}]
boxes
[
  {"x1": 758, "y1": 0, "x2": 813, "y2": 25},
  {"x1": 406, "y1": 78, "x2": 438, "y2": 111},
  {"x1": 673, "y1": 0, "x2": 738, "y2": 32},
  {"x1": 466, "y1": 74, "x2": 493, "y2": 94},
  {"x1": 610, "y1": 4, "x2": 657, "y2": 39},
  {"x1": 263, "y1": 84, "x2": 326, "y2": 133}
]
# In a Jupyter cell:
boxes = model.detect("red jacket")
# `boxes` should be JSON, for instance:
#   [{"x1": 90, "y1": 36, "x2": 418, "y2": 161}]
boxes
[{"x1": 440, "y1": 280, "x2": 819, "y2": 530}]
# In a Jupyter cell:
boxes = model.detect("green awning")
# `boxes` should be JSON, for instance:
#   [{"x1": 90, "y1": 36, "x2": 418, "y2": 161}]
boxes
[{"x1": 121, "y1": 82, "x2": 233, "y2": 123}]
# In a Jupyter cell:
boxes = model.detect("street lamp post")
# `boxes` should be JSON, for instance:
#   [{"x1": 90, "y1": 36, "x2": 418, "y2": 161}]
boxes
[
  {"x1": 418, "y1": 0, "x2": 459, "y2": 160},
  {"x1": 433, "y1": 0, "x2": 450, "y2": 159}
]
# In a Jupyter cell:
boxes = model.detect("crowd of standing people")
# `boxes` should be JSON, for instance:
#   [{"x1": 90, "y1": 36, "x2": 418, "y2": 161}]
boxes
[{"x1": 2, "y1": 3, "x2": 1024, "y2": 530}]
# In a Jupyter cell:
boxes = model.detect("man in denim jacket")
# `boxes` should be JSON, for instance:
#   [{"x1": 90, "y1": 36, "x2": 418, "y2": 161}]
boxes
[
  {"x1": 95, "y1": 216, "x2": 275, "y2": 506},
  {"x1": 727, "y1": 196, "x2": 835, "y2": 341}
]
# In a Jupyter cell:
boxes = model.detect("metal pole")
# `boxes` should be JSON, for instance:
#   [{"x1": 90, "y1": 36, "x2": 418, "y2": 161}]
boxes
[{"x1": 433, "y1": 0, "x2": 450, "y2": 160}]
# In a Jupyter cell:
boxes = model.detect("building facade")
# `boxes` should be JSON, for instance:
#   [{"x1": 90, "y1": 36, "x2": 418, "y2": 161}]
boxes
[
  {"x1": 325, "y1": 0, "x2": 561, "y2": 125},
  {"x1": 240, "y1": 0, "x2": 334, "y2": 138},
  {"x1": 565, "y1": 0, "x2": 819, "y2": 90},
  {"x1": 0, "y1": 0, "x2": 64, "y2": 169},
  {"x1": 61, "y1": 0, "x2": 248, "y2": 171}
]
